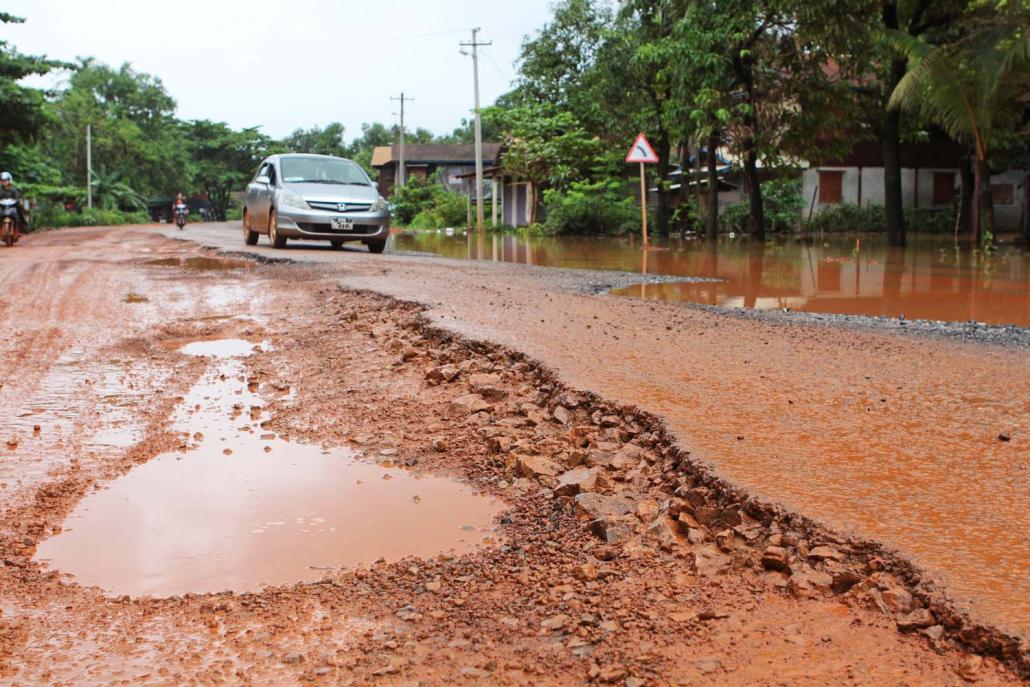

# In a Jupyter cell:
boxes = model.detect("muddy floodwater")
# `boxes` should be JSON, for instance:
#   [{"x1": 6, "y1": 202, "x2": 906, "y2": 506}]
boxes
[
  {"x1": 35, "y1": 342, "x2": 500, "y2": 597},
  {"x1": 393, "y1": 230, "x2": 1030, "y2": 327}
]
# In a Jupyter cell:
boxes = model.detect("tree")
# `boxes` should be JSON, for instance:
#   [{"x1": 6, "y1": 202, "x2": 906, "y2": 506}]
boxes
[
  {"x1": 281, "y1": 122, "x2": 348, "y2": 157},
  {"x1": 91, "y1": 167, "x2": 145, "y2": 210},
  {"x1": 887, "y1": 0, "x2": 1030, "y2": 243},
  {"x1": 671, "y1": 0, "x2": 873, "y2": 240},
  {"x1": 490, "y1": 105, "x2": 601, "y2": 223},
  {"x1": 510, "y1": 0, "x2": 613, "y2": 134},
  {"x1": 186, "y1": 120, "x2": 271, "y2": 220},
  {"x1": 0, "y1": 13, "x2": 65, "y2": 144},
  {"x1": 879, "y1": 0, "x2": 970, "y2": 246},
  {"x1": 45, "y1": 60, "x2": 191, "y2": 197}
]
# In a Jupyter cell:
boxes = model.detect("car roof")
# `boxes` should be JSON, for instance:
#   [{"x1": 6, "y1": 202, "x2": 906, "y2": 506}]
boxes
[{"x1": 265, "y1": 153, "x2": 357, "y2": 164}]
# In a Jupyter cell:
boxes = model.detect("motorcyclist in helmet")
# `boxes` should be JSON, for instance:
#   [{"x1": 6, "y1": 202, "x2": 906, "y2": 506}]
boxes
[
  {"x1": 171, "y1": 192, "x2": 188, "y2": 221},
  {"x1": 0, "y1": 172, "x2": 27, "y2": 231}
]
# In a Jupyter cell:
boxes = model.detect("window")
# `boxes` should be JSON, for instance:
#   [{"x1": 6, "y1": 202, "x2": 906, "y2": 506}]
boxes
[
  {"x1": 932, "y1": 172, "x2": 955, "y2": 206},
  {"x1": 279, "y1": 156, "x2": 370, "y2": 186},
  {"x1": 991, "y1": 183, "x2": 1014, "y2": 205},
  {"x1": 818, "y1": 171, "x2": 844, "y2": 204}
]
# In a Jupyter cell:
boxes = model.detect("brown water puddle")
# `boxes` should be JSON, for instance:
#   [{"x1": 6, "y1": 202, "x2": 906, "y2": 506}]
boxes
[
  {"x1": 394, "y1": 231, "x2": 1030, "y2": 327},
  {"x1": 35, "y1": 343, "x2": 501, "y2": 597},
  {"x1": 145, "y1": 256, "x2": 253, "y2": 271}
]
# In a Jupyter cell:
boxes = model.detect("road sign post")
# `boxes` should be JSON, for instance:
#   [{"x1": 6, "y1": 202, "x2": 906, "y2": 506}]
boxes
[{"x1": 626, "y1": 133, "x2": 659, "y2": 248}]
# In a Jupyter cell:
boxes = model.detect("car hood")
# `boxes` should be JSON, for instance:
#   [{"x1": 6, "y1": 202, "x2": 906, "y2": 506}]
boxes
[{"x1": 284, "y1": 182, "x2": 379, "y2": 203}]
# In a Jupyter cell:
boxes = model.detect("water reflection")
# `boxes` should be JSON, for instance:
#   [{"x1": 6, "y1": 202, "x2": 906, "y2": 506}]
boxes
[{"x1": 393, "y1": 230, "x2": 1030, "y2": 327}]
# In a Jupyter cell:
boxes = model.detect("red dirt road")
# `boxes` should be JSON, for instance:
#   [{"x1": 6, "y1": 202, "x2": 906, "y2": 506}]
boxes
[
  {"x1": 0, "y1": 225, "x2": 1025, "y2": 685},
  {"x1": 174, "y1": 222, "x2": 1029, "y2": 637}
]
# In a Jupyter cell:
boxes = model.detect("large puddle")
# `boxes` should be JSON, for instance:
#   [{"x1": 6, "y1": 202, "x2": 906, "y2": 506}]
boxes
[
  {"x1": 35, "y1": 342, "x2": 500, "y2": 597},
  {"x1": 393, "y1": 230, "x2": 1030, "y2": 327}
]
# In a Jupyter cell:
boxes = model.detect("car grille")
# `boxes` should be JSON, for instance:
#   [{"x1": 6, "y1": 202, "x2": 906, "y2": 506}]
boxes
[
  {"x1": 298, "y1": 223, "x2": 378, "y2": 235},
  {"x1": 306, "y1": 201, "x2": 373, "y2": 213}
]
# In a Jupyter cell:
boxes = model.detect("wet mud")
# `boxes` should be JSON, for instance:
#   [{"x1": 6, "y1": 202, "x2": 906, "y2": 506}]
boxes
[
  {"x1": 0, "y1": 226, "x2": 1025, "y2": 684},
  {"x1": 36, "y1": 351, "x2": 499, "y2": 597}
]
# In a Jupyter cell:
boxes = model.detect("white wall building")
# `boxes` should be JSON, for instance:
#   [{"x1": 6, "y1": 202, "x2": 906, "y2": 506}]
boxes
[{"x1": 802, "y1": 141, "x2": 1028, "y2": 231}]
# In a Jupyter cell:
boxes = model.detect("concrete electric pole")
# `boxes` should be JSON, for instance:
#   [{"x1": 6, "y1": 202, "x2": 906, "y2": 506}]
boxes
[
  {"x1": 461, "y1": 28, "x2": 491, "y2": 233},
  {"x1": 86, "y1": 124, "x2": 93, "y2": 210},
  {"x1": 390, "y1": 92, "x2": 413, "y2": 187}
]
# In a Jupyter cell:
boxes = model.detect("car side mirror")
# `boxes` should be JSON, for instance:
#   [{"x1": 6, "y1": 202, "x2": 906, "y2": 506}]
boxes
[
  {"x1": 372, "y1": 181, "x2": 379, "y2": 190},
  {"x1": 256, "y1": 175, "x2": 271, "y2": 185}
]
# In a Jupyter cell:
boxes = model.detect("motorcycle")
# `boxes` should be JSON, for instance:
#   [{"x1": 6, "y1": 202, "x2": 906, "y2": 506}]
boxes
[
  {"x1": 174, "y1": 203, "x2": 189, "y2": 230},
  {"x1": 1, "y1": 198, "x2": 21, "y2": 247}
]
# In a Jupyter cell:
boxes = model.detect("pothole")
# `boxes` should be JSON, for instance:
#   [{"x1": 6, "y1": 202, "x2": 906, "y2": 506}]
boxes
[
  {"x1": 145, "y1": 256, "x2": 253, "y2": 271},
  {"x1": 35, "y1": 350, "x2": 501, "y2": 597}
]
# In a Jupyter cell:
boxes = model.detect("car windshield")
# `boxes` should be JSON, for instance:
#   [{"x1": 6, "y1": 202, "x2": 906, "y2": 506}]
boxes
[{"x1": 280, "y1": 157, "x2": 369, "y2": 185}]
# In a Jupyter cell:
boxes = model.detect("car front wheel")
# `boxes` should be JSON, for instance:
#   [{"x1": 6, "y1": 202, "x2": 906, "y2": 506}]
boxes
[
  {"x1": 268, "y1": 209, "x2": 286, "y2": 249},
  {"x1": 366, "y1": 238, "x2": 386, "y2": 254}
]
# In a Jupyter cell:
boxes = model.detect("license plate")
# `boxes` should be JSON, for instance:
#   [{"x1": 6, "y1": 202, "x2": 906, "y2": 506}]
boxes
[{"x1": 330, "y1": 217, "x2": 353, "y2": 231}]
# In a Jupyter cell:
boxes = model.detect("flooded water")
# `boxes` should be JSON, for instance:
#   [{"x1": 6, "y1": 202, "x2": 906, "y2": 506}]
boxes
[
  {"x1": 35, "y1": 343, "x2": 500, "y2": 597},
  {"x1": 393, "y1": 230, "x2": 1030, "y2": 327}
]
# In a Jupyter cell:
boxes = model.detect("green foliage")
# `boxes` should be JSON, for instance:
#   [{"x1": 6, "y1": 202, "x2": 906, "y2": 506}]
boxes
[
  {"x1": 0, "y1": 14, "x2": 66, "y2": 144},
  {"x1": 806, "y1": 204, "x2": 888, "y2": 234},
  {"x1": 34, "y1": 207, "x2": 148, "y2": 229},
  {"x1": 720, "y1": 178, "x2": 803, "y2": 234},
  {"x1": 541, "y1": 179, "x2": 639, "y2": 236},
  {"x1": 91, "y1": 167, "x2": 145, "y2": 210},
  {"x1": 806, "y1": 203, "x2": 955, "y2": 234},
  {"x1": 409, "y1": 191, "x2": 467, "y2": 229},
  {"x1": 490, "y1": 105, "x2": 601, "y2": 194},
  {"x1": 43, "y1": 60, "x2": 191, "y2": 197},
  {"x1": 391, "y1": 174, "x2": 467, "y2": 228},
  {"x1": 186, "y1": 120, "x2": 271, "y2": 220}
]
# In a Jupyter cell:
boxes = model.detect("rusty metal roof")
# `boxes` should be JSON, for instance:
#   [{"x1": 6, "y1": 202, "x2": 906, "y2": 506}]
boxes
[{"x1": 371, "y1": 143, "x2": 502, "y2": 167}]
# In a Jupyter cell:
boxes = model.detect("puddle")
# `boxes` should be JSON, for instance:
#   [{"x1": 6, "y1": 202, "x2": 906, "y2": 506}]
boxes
[
  {"x1": 179, "y1": 339, "x2": 262, "y2": 358},
  {"x1": 145, "y1": 256, "x2": 253, "y2": 271},
  {"x1": 394, "y1": 230, "x2": 1030, "y2": 327},
  {"x1": 35, "y1": 356, "x2": 501, "y2": 597}
]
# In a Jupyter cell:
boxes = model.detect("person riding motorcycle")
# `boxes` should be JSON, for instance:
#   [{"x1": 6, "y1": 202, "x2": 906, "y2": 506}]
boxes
[
  {"x1": 171, "y1": 192, "x2": 188, "y2": 221},
  {"x1": 0, "y1": 172, "x2": 27, "y2": 232}
]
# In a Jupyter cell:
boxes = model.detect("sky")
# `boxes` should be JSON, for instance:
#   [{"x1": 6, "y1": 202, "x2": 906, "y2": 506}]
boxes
[{"x1": 6, "y1": 0, "x2": 556, "y2": 140}]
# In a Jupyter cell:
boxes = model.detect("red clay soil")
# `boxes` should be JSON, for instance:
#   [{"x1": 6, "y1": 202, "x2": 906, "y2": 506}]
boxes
[{"x1": 0, "y1": 226, "x2": 1024, "y2": 685}]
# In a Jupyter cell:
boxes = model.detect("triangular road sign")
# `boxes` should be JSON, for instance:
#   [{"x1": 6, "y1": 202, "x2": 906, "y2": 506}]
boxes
[{"x1": 625, "y1": 133, "x2": 659, "y2": 164}]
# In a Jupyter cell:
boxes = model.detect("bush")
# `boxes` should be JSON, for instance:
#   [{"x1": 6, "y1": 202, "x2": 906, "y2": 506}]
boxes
[
  {"x1": 541, "y1": 179, "x2": 639, "y2": 236},
  {"x1": 408, "y1": 190, "x2": 467, "y2": 229},
  {"x1": 719, "y1": 178, "x2": 803, "y2": 234},
  {"x1": 391, "y1": 174, "x2": 468, "y2": 228},
  {"x1": 807, "y1": 203, "x2": 887, "y2": 234},
  {"x1": 904, "y1": 206, "x2": 954, "y2": 233},
  {"x1": 225, "y1": 206, "x2": 244, "y2": 221},
  {"x1": 805, "y1": 203, "x2": 955, "y2": 234},
  {"x1": 34, "y1": 207, "x2": 150, "y2": 229}
]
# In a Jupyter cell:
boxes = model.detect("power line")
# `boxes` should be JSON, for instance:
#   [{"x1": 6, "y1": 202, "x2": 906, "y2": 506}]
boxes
[{"x1": 479, "y1": 47, "x2": 511, "y2": 83}]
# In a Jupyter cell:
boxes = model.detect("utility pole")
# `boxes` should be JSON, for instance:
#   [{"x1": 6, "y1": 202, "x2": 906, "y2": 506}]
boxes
[
  {"x1": 86, "y1": 124, "x2": 93, "y2": 209},
  {"x1": 390, "y1": 92, "x2": 413, "y2": 187},
  {"x1": 461, "y1": 28, "x2": 491, "y2": 233}
]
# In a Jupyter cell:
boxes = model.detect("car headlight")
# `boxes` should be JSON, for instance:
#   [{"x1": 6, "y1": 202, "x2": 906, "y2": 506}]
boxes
[
  {"x1": 370, "y1": 197, "x2": 388, "y2": 213},
  {"x1": 276, "y1": 189, "x2": 309, "y2": 209}
]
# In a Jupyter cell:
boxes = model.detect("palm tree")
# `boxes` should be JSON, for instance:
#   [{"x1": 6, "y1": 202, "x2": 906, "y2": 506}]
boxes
[
  {"x1": 886, "y1": 1, "x2": 1029, "y2": 244},
  {"x1": 91, "y1": 167, "x2": 146, "y2": 211}
]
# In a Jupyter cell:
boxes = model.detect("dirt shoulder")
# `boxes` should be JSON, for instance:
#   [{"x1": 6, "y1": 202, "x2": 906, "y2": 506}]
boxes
[{"x1": 0, "y1": 228, "x2": 1024, "y2": 684}]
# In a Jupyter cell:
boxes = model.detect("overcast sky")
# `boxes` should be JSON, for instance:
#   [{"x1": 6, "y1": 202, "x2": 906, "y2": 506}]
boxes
[{"x1": 7, "y1": 0, "x2": 555, "y2": 139}]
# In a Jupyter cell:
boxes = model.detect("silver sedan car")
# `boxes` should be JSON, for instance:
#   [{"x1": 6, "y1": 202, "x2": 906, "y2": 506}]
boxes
[{"x1": 242, "y1": 154, "x2": 391, "y2": 252}]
